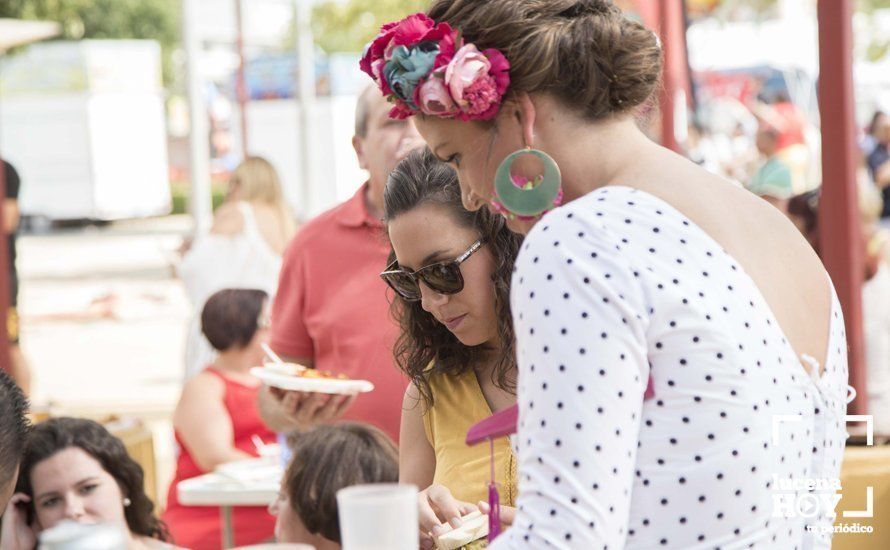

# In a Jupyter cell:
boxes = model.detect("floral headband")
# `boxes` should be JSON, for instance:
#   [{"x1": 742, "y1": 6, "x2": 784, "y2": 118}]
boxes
[{"x1": 359, "y1": 13, "x2": 510, "y2": 121}]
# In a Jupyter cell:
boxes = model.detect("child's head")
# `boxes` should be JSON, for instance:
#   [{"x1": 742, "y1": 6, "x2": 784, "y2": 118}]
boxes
[
  {"x1": 755, "y1": 121, "x2": 781, "y2": 157},
  {"x1": 271, "y1": 423, "x2": 398, "y2": 547},
  {"x1": 201, "y1": 288, "x2": 269, "y2": 356}
]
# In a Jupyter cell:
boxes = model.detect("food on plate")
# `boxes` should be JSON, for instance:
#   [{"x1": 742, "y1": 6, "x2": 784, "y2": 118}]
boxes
[
  {"x1": 435, "y1": 511, "x2": 489, "y2": 550},
  {"x1": 263, "y1": 362, "x2": 349, "y2": 380},
  {"x1": 299, "y1": 369, "x2": 350, "y2": 380},
  {"x1": 251, "y1": 364, "x2": 373, "y2": 395},
  {"x1": 264, "y1": 362, "x2": 305, "y2": 376}
]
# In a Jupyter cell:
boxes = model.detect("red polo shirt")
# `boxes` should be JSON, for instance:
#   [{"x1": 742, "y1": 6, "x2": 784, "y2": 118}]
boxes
[{"x1": 270, "y1": 184, "x2": 405, "y2": 442}]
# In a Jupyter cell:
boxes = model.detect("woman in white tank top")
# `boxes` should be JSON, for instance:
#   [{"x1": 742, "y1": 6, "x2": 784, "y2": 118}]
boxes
[{"x1": 178, "y1": 157, "x2": 297, "y2": 378}]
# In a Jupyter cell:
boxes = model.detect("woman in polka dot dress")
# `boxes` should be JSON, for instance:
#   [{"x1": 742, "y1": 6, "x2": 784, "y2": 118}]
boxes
[{"x1": 361, "y1": 1, "x2": 849, "y2": 548}]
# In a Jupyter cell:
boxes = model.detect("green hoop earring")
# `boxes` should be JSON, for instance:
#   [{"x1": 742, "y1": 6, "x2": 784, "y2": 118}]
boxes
[{"x1": 493, "y1": 148, "x2": 563, "y2": 218}]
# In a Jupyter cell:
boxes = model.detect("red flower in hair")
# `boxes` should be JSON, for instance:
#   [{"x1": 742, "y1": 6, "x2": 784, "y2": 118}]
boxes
[
  {"x1": 485, "y1": 48, "x2": 511, "y2": 97},
  {"x1": 391, "y1": 13, "x2": 437, "y2": 47},
  {"x1": 431, "y1": 25, "x2": 458, "y2": 71},
  {"x1": 359, "y1": 20, "x2": 399, "y2": 77},
  {"x1": 389, "y1": 100, "x2": 415, "y2": 120},
  {"x1": 445, "y1": 46, "x2": 511, "y2": 121},
  {"x1": 360, "y1": 13, "x2": 511, "y2": 122},
  {"x1": 360, "y1": 14, "x2": 450, "y2": 81}
]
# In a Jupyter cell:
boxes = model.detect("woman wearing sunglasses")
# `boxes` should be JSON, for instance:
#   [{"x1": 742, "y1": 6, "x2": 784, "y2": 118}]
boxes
[{"x1": 382, "y1": 148, "x2": 523, "y2": 549}]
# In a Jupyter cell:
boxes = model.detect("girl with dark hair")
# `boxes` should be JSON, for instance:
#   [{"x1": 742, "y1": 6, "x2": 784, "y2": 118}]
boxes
[
  {"x1": 381, "y1": 148, "x2": 523, "y2": 548},
  {"x1": 0, "y1": 417, "x2": 173, "y2": 549},
  {"x1": 162, "y1": 288, "x2": 277, "y2": 549},
  {"x1": 363, "y1": 1, "x2": 849, "y2": 548}
]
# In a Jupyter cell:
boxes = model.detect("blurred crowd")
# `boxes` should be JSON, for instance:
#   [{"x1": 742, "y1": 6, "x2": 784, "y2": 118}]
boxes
[{"x1": 688, "y1": 97, "x2": 890, "y2": 433}]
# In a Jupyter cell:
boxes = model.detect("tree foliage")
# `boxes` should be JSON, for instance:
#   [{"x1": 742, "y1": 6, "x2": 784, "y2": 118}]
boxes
[
  {"x1": 0, "y1": 0, "x2": 180, "y2": 85},
  {"x1": 310, "y1": 0, "x2": 427, "y2": 53},
  {"x1": 859, "y1": 0, "x2": 890, "y2": 12}
]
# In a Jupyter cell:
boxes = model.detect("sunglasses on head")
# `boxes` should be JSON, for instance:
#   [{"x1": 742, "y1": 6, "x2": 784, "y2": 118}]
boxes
[{"x1": 380, "y1": 239, "x2": 486, "y2": 302}]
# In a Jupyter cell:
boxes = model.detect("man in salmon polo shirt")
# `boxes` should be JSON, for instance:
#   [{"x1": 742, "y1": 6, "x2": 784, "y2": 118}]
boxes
[{"x1": 259, "y1": 86, "x2": 422, "y2": 442}]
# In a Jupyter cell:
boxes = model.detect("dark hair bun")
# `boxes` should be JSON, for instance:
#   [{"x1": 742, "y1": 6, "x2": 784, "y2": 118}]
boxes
[{"x1": 428, "y1": 0, "x2": 663, "y2": 120}]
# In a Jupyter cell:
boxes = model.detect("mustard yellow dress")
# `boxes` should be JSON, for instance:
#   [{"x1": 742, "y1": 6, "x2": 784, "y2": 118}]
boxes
[{"x1": 422, "y1": 369, "x2": 517, "y2": 508}]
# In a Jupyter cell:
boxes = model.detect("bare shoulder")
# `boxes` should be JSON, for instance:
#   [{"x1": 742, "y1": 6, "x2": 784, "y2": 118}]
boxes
[
  {"x1": 249, "y1": 201, "x2": 291, "y2": 254},
  {"x1": 641, "y1": 160, "x2": 832, "y2": 362},
  {"x1": 210, "y1": 202, "x2": 245, "y2": 236},
  {"x1": 699, "y1": 177, "x2": 824, "y2": 279},
  {"x1": 174, "y1": 372, "x2": 226, "y2": 428},
  {"x1": 638, "y1": 162, "x2": 821, "y2": 275},
  {"x1": 181, "y1": 371, "x2": 225, "y2": 401}
]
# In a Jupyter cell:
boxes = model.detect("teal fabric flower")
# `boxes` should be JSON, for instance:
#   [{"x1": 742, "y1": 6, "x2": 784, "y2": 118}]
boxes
[{"x1": 383, "y1": 43, "x2": 438, "y2": 109}]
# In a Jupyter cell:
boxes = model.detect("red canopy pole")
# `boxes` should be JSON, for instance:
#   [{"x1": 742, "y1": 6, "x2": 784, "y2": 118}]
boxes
[
  {"x1": 656, "y1": 0, "x2": 689, "y2": 153},
  {"x1": 0, "y1": 158, "x2": 11, "y2": 375},
  {"x1": 816, "y1": 0, "x2": 866, "y2": 415}
]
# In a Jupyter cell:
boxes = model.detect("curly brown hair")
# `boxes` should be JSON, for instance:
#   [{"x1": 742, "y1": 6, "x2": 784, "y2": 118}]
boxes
[
  {"x1": 383, "y1": 148, "x2": 523, "y2": 407},
  {"x1": 16, "y1": 417, "x2": 170, "y2": 542}
]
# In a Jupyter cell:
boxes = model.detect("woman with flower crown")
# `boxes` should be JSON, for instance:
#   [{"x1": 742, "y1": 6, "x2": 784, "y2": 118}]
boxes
[{"x1": 361, "y1": 1, "x2": 849, "y2": 549}]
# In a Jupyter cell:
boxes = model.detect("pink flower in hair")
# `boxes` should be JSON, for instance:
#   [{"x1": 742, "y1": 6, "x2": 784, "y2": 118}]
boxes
[
  {"x1": 417, "y1": 71, "x2": 458, "y2": 116},
  {"x1": 464, "y1": 49, "x2": 510, "y2": 120},
  {"x1": 444, "y1": 44, "x2": 491, "y2": 108},
  {"x1": 457, "y1": 75, "x2": 500, "y2": 119},
  {"x1": 443, "y1": 45, "x2": 511, "y2": 120}
]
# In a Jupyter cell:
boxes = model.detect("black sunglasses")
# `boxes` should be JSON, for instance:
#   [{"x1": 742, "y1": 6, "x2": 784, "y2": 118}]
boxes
[{"x1": 380, "y1": 240, "x2": 485, "y2": 302}]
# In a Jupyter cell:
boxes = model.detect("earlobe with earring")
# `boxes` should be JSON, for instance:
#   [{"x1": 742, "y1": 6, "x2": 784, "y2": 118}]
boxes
[
  {"x1": 123, "y1": 497, "x2": 132, "y2": 508},
  {"x1": 491, "y1": 147, "x2": 563, "y2": 221}
]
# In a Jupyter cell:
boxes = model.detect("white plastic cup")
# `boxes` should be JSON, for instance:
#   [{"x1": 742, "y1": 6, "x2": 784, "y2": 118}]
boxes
[
  {"x1": 38, "y1": 521, "x2": 128, "y2": 550},
  {"x1": 336, "y1": 483, "x2": 419, "y2": 550}
]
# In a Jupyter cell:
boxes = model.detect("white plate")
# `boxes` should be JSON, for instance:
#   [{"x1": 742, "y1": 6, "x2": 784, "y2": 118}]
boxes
[
  {"x1": 251, "y1": 367, "x2": 374, "y2": 395},
  {"x1": 176, "y1": 473, "x2": 278, "y2": 506},
  {"x1": 215, "y1": 458, "x2": 282, "y2": 483}
]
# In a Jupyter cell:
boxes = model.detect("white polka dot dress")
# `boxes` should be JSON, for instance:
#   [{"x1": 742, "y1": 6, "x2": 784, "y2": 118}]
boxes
[{"x1": 490, "y1": 186, "x2": 849, "y2": 550}]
